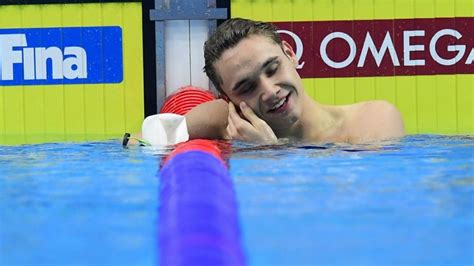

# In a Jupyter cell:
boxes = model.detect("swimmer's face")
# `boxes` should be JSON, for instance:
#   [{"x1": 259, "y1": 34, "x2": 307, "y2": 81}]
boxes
[{"x1": 214, "y1": 35, "x2": 305, "y2": 132}]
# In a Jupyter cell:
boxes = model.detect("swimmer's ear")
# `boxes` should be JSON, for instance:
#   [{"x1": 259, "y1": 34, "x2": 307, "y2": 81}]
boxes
[
  {"x1": 220, "y1": 93, "x2": 230, "y2": 103},
  {"x1": 282, "y1": 40, "x2": 298, "y2": 67}
]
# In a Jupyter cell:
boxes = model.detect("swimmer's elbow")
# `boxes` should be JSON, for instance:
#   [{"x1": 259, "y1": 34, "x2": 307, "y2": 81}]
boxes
[
  {"x1": 378, "y1": 100, "x2": 405, "y2": 139},
  {"x1": 185, "y1": 99, "x2": 229, "y2": 139}
]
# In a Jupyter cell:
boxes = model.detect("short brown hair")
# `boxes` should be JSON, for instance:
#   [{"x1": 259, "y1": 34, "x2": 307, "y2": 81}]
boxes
[{"x1": 203, "y1": 18, "x2": 282, "y2": 95}]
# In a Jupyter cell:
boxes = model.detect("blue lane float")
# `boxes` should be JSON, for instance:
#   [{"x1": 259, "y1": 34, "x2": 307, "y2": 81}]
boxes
[{"x1": 159, "y1": 140, "x2": 245, "y2": 266}]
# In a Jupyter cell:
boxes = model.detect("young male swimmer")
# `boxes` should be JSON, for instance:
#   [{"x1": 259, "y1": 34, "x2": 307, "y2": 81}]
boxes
[{"x1": 127, "y1": 18, "x2": 404, "y2": 146}]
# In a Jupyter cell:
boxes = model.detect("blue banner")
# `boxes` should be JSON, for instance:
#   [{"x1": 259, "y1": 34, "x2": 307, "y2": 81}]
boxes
[{"x1": 0, "y1": 26, "x2": 123, "y2": 86}]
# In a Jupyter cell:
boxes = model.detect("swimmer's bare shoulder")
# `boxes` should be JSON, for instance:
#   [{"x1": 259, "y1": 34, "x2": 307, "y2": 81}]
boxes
[{"x1": 344, "y1": 100, "x2": 405, "y2": 143}]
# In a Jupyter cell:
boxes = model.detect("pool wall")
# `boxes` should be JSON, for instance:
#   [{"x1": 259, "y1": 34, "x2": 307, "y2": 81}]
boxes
[{"x1": 0, "y1": 0, "x2": 472, "y2": 146}]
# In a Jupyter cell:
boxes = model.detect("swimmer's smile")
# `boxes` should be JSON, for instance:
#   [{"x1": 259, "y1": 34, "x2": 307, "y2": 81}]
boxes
[{"x1": 267, "y1": 91, "x2": 291, "y2": 114}]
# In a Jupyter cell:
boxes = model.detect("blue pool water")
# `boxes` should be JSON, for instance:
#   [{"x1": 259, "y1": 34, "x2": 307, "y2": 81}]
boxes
[{"x1": 1, "y1": 135, "x2": 473, "y2": 265}]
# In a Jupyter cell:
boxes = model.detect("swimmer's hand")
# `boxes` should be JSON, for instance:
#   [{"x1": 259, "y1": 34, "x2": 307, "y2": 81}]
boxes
[{"x1": 227, "y1": 102, "x2": 277, "y2": 144}]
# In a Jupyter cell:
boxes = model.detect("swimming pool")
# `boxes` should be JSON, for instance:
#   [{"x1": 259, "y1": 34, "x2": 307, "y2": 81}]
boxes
[{"x1": 1, "y1": 135, "x2": 472, "y2": 265}]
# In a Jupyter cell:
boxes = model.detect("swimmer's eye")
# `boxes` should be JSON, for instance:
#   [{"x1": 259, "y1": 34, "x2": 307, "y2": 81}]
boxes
[
  {"x1": 239, "y1": 83, "x2": 256, "y2": 95},
  {"x1": 266, "y1": 61, "x2": 280, "y2": 77},
  {"x1": 237, "y1": 60, "x2": 280, "y2": 96}
]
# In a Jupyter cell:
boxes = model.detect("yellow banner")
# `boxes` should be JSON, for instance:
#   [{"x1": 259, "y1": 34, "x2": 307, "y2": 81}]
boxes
[{"x1": 0, "y1": 3, "x2": 144, "y2": 145}]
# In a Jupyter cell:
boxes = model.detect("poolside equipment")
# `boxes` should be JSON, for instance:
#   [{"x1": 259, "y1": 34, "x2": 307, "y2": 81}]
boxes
[
  {"x1": 157, "y1": 86, "x2": 244, "y2": 265},
  {"x1": 160, "y1": 86, "x2": 216, "y2": 115},
  {"x1": 141, "y1": 113, "x2": 189, "y2": 146},
  {"x1": 159, "y1": 139, "x2": 244, "y2": 266},
  {"x1": 122, "y1": 133, "x2": 151, "y2": 147},
  {"x1": 139, "y1": 86, "x2": 216, "y2": 146}
]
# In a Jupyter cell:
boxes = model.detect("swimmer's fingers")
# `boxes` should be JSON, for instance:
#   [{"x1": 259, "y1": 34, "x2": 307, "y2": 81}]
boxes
[
  {"x1": 239, "y1": 102, "x2": 277, "y2": 143},
  {"x1": 239, "y1": 102, "x2": 263, "y2": 127},
  {"x1": 228, "y1": 102, "x2": 252, "y2": 134},
  {"x1": 226, "y1": 105, "x2": 237, "y2": 139},
  {"x1": 228, "y1": 101, "x2": 277, "y2": 144}
]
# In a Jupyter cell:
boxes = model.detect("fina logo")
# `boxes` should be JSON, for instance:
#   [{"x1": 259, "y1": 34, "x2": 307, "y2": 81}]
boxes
[
  {"x1": 0, "y1": 26, "x2": 123, "y2": 86},
  {"x1": 0, "y1": 34, "x2": 87, "y2": 81}
]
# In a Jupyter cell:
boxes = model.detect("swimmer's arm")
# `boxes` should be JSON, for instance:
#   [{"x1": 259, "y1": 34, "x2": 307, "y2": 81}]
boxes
[
  {"x1": 227, "y1": 101, "x2": 277, "y2": 144},
  {"x1": 185, "y1": 99, "x2": 229, "y2": 139},
  {"x1": 373, "y1": 100, "x2": 405, "y2": 139}
]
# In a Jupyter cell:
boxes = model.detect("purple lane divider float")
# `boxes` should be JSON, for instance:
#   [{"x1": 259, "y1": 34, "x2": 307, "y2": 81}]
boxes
[{"x1": 159, "y1": 140, "x2": 245, "y2": 266}]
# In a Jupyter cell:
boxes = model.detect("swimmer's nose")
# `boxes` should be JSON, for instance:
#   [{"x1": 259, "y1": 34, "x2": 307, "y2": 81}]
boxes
[{"x1": 260, "y1": 78, "x2": 280, "y2": 104}]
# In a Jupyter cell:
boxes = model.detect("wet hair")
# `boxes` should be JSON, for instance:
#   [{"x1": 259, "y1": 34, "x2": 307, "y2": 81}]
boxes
[{"x1": 203, "y1": 18, "x2": 282, "y2": 96}]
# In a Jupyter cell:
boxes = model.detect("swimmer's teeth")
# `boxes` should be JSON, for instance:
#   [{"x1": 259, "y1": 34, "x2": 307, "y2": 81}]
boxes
[{"x1": 271, "y1": 98, "x2": 285, "y2": 111}]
